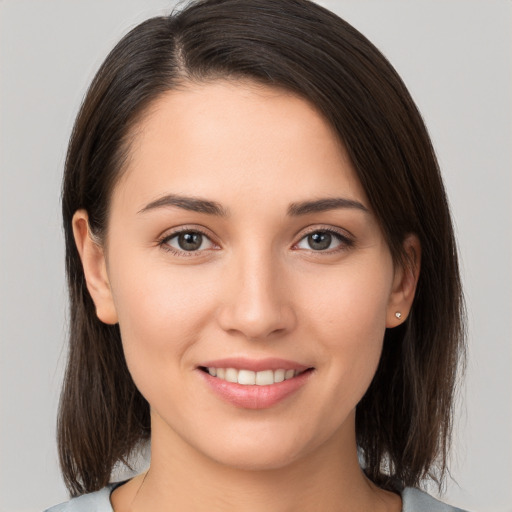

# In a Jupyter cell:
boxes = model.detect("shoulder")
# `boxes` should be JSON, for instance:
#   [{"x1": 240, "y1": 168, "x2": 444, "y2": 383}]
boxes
[
  {"x1": 43, "y1": 484, "x2": 118, "y2": 512},
  {"x1": 401, "y1": 487, "x2": 470, "y2": 512}
]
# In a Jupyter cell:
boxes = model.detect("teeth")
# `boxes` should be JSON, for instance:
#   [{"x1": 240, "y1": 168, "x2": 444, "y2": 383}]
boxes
[
  {"x1": 255, "y1": 369, "x2": 274, "y2": 385},
  {"x1": 274, "y1": 369, "x2": 285, "y2": 383},
  {"x1": 225, "y1": 368, "x2": 238, "y2": 383},
  {"x1": 206, "y1": 367, "x2": 302, "y2": 386},
  {"x1": 285, "y1": 369, "x2": 295, "y2": 380},
  {"x1": 238, "y1": 369, "x2": 256, "y2": 385}
]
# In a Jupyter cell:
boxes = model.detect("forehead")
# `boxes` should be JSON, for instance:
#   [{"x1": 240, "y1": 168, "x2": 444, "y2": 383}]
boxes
[{"x1": 114, "y1": 80, "x2": 368, "y2": 212}]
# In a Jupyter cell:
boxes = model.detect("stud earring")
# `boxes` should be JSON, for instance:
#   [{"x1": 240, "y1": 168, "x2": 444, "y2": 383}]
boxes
[{"x1": 395, "y1": 312, "x2": 402, "y2": 319}]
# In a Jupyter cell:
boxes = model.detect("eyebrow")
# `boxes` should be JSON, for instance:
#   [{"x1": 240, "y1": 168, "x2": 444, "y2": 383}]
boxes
[
  {"x1": 138, "y1": 194, "x2": 228, "y2": 216},
  {"x1": 287, "y1": 197, "x2": 369, "y2": 216},
  {"x1": 138, "y1": 194, "x2": 368, "y2": 217}
]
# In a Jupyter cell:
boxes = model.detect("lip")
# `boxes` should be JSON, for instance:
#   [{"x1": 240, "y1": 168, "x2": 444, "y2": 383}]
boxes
[
  {"x1": 199, "y1": 357, "x2": 310, "y2": 372},
  {"x1": 197, "y1": 358, "x2": 314, "y2": 410}
]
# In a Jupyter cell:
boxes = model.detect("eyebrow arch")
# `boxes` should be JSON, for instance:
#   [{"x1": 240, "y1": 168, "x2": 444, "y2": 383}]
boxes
[
  {"x1": 287, "y1": 197, "x2": 369, "y2": 216},
  {"x1": 138, "y1": 194, "x2": 228, "y2": 217}
]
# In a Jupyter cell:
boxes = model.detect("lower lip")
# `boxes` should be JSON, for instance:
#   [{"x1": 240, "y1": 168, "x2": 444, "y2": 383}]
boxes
[{"x1": 199, "y1": 369, "x2": 313, "y2": 409}]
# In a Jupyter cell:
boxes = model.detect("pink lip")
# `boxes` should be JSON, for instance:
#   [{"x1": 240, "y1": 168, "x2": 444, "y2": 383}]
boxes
[
  {"x1": 199, "y1": 357, "x2": 309, "y2": 372},
  {"x1": 197, "y1": 358, "x2": 314, "y2": 410}
]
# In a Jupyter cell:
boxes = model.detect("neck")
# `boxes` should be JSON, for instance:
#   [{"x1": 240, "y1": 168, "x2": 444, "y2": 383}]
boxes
[{"x1": 114, "y1": 412, "x2": 400, "y2": 512}]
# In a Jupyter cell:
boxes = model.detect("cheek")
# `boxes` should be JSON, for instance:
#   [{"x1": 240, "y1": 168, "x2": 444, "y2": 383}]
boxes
[
  {"x1": 303, "y1": 261, "x2": 392, "y2": 337},
  {"x1": 108, "y1": 256, "x2": 217, "y2": 374},
  {"x1": 298, "y1": 261, "x2": 392, "y2": 396}
]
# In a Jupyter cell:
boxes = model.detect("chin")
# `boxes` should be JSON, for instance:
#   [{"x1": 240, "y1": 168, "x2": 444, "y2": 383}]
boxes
[
  {"x1": 207, "y1": 445, "x2": 306, "y2": 472},
  {"x1": 192, "y1": 425, "x2": 328, "y2": 473}
]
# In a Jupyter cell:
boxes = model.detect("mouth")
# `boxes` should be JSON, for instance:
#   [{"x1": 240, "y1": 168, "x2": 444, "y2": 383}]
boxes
[
  {"x1": 197, "y1": 358, "x2": 314, "y2": 408},
  {"x1": 199, "y1": 366, "x2": 311, "y2": 386}
]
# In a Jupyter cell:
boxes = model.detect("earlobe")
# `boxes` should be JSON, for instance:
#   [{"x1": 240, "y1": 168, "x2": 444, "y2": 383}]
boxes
[
  {"x1": 72, "y1": 210, "x2": 118, "y2": 325},
  {"x1": 386, "y1": 234, "x2": 421, "y2": 328}
]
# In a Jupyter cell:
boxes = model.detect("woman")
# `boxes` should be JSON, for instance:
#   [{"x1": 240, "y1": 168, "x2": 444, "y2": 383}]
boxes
[{"x1": 46, "y1": 0, "x2": 467, "y2": 510}]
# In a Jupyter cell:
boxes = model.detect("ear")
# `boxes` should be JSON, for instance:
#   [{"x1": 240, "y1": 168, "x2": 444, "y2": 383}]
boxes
[
  {"x1": 72, "y1": 210, "x2": 118, "y2": 325},
  {"x1": 386, "y1": 234, "x2": 421, "y2": 328}
]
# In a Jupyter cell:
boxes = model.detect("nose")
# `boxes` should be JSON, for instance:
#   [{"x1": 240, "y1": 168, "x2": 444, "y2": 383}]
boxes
[{"x1": 216, "y1": 249, "x2": 296, "y2": 340}]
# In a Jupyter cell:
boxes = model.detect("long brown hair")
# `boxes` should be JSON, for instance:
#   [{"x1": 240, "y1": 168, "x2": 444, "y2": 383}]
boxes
[{"x1": 59, "y1": 0, "x2": 465, "y2": 497}]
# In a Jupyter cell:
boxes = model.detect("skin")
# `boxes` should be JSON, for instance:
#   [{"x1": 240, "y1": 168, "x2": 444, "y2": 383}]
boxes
[{"x1": 74, "y1": 80, "x2": 420, "y2": 511}]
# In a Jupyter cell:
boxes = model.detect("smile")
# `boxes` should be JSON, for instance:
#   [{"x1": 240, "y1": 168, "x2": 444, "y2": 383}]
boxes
[
  {"x1": 202, "y1": 367, "x2": 305, "y2": 386},
  {"x1": 198, "y1": 358, "x2": 314, "y2": 408}
]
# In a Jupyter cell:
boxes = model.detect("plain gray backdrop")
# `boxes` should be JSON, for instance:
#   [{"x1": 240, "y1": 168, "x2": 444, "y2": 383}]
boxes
[{"x1": 0, "y1": 1, "x2": 511, "y2": 511}]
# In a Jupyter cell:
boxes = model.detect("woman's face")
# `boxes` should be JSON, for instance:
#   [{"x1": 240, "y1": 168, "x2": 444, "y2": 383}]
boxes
[{"x1": 79, "y1": 81, "x2": 413, "y2": 470}]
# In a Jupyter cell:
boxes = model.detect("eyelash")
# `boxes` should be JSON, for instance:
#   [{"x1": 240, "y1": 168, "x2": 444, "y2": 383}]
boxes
[
  {"x1": 158, "y1": 226, "x2": 217, "y2": 256},
  {"x1": 157, "y1": 226, "x2": 354, "y2": 257},
  {"x1": 293, "y1": 226, "x2": 355, "y2": 254}
]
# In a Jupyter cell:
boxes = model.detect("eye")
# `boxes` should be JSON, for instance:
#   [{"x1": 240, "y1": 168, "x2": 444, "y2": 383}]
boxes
[
  {"x1": 295, "y1": 229, "x2": 351, "y2": 252},
  {"x1": 162, "y1": 230, "x2": 215, "y2": 253}
]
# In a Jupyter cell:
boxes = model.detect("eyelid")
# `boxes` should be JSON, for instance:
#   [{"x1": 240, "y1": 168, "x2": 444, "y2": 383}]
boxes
[
  {"x1": 292, "y1": 225, "x2": 355, "y2": 251},
  {"x1": 156, "y1": 224, "x2": 354, "y2": 256},
  {"x1": 158, "y1": 225, "x2": 220, "y2": 255}
]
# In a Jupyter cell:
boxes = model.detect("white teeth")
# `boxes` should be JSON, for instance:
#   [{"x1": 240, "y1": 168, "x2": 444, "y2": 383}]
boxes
[
  {"x1": 206, "y1": 367, "x2": 303, "y2": 385},
  {"x1": 255, "y1": 369, "x2": 274, "y2": 385},
  {"x1": 274, "y1": 369, "x2": 285, "y2": 383},
  {"x1": 238, "y1": 369, "x2": 256, "y2": 385},
  {"x1": 225, "y1": 368, "x2": 238, "y2": 383}
]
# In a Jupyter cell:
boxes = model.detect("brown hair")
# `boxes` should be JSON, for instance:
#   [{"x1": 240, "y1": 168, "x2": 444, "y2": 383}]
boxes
[{"x1": 59, "y1": 0, "x2": 465, "y2": 497}]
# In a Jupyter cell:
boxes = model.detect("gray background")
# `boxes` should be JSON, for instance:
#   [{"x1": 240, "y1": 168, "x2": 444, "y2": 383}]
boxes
[{"x1": 0, "y1": 1, "x2": 510, "y2": 511}]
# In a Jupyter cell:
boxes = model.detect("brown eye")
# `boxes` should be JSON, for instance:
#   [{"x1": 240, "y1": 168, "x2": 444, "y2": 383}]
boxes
[
  {"x1": 178, "y1": 232, "x2": 203, "y2": 251},
  {"x1": 307, "y1": 232, "x2": 332, "y2": 250},
  {"x1": 296, "y1": 229, "x2": 350, "y2": 252},
  {"x1": 165, "y1": 231, "x2": 214, "y2": 252}
]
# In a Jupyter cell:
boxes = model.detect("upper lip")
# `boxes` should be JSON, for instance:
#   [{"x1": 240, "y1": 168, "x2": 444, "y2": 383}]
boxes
[{"x1": 199, "y1": 357, "x2": 311, "y2": 372}]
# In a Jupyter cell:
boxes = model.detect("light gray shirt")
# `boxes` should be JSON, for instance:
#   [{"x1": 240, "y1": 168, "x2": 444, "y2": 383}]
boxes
[{"x1": 44, "y1": 483, "x2": 470, "y2": 511}]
